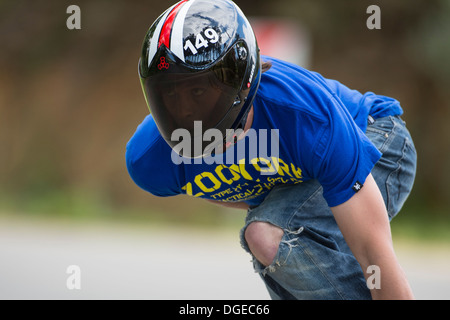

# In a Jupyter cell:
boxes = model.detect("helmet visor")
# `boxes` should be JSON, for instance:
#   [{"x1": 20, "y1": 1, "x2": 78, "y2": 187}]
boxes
[{"x1": 141, "y1": 43, "x2": 249, "y2": 157}]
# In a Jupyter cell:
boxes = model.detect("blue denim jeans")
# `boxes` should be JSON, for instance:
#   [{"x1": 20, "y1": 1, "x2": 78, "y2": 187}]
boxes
[{"x1": 240, "y1": 116, "x2": 417, "y2": 300}]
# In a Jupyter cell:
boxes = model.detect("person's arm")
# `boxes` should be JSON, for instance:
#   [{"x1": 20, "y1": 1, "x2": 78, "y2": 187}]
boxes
[
  {"x1": 331, "y1": 173, "x2": 414, "y2": 300},
  {"x1": 206, "y1": 199, "x2": 250, "y2": 211}
]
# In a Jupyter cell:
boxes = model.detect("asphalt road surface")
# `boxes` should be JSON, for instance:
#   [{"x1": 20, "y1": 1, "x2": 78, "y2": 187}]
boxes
[{"x1": 0, "y1": 215, "x2": 449, "y2": 300}]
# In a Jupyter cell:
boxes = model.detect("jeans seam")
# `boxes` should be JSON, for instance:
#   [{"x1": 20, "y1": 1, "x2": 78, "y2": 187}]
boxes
[
  {"x1": 295, "y1": 237, "x2": 347, "y2": 300},
  {"x1": 385, "y1": 134, "x2": 410, "y2": 218},
  {"x1": 287, "y1": 184, "x2": 323, "y2": 229}
]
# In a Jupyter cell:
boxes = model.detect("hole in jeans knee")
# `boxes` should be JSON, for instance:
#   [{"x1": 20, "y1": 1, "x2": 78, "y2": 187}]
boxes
[{"x1": 245, "y1": 221, "x2": 284, "y2": 267}]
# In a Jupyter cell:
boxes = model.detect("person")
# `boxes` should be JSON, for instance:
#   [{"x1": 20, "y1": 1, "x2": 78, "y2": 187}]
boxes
[{"x1": 126, "y1": 0, "x2": 417, "y2": 300}]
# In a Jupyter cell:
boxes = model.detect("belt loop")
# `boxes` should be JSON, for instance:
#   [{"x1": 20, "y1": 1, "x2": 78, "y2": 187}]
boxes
[{"x1": 368, "y1": 115, "x2": 375, "y2": 125}]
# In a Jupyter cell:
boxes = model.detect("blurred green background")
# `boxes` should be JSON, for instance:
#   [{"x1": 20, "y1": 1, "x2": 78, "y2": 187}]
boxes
[{"x1": 1, "y1": 0, "x2": 449, "y2": 242}]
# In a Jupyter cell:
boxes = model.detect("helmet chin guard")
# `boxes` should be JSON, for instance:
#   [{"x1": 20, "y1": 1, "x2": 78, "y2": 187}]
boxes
[{"x1": 139, "y1": 0, "x2": 261, "y2": 158}]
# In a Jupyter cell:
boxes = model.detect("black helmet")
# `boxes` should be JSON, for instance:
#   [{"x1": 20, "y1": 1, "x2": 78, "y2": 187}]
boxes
[{"x1": 138, "y1": 0, "x2": 261, "y2": 158}]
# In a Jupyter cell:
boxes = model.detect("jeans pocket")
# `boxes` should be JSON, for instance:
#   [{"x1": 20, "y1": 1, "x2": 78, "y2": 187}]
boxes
[
  {"x1": 365, "y1": 116, "x2": 396, "y2": 153},
  {"x1": 302, "y1": 226, "x2": 340, "y2": 251}
]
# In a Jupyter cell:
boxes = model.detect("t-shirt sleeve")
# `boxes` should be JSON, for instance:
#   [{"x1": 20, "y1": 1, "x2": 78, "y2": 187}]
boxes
[
  {"x1": 125, "y1": 115, "x2": 181, "y2": 197},
  {"x1": 311, "y1": 99, "x2": 382, "y2": 207}
]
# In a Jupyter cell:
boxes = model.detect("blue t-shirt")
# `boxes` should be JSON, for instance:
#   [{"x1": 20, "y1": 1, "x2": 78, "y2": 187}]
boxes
[{"x1": 126, "y1": 56, "x2": 402, "y2": 207}]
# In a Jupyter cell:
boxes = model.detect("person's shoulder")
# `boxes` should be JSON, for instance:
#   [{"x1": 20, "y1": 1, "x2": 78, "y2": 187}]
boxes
[
  {"x1": 260, "y1": 56, "x2": 323, "y2": 86},
  {"x1": 125, "y1": 114, "x2": 180, "y2": 197},
  {"x1": 257, "y1": 56, "x2": 332, "y2": 123},
  {"x1": 126, "y1": 114, "x2": 165, "y2": 164}
]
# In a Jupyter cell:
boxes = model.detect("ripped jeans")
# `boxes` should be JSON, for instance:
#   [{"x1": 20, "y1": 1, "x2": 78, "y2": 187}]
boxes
[{"x1": 239, "y1": 116, "x2": 417, "y2": 300}]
